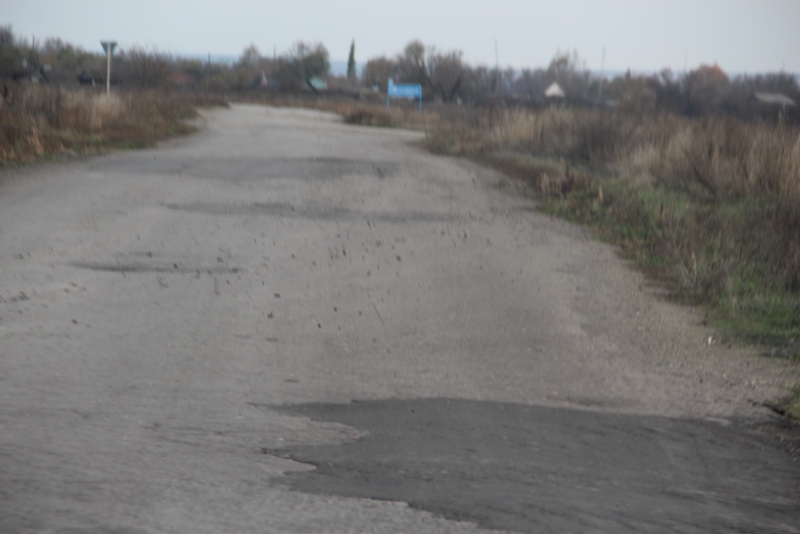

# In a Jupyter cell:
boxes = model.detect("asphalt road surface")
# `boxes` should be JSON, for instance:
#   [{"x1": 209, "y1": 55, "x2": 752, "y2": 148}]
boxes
[{"x1": 1, "y1": 105, "x2": 798, "y2": 534}]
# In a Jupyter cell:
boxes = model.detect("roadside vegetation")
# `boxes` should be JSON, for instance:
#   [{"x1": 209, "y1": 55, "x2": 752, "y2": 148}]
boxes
[
  {"x1": 0, "y1": 85, "x2": 226, "y2": 163},
  {"x1": 425, "y1": 107, "x2": 800, "y2": 357},
  {"x1": 0, "y1": 27, "x2": 227, "y2": 164},
  {"x1": 2, "y1": 26, "x2": 799, "y2": 415},
  {"x1": 349, "y1": 42, "x2": 800, "y2": 417}
]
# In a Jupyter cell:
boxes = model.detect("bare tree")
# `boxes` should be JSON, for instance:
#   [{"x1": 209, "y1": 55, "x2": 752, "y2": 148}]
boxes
[
  {"x1": 123, "y1": 46, "x2": 170, "y2": 89},
  {"x1": 362, "y1": 56, "x2": 394, "y2": 88},
  {"x1": 683, "y1": 64, "x2": 729, "y2": 116},
  {"x1": 546, "y1": 50, "x2": 590, "y2": 102},
  {"x1": 232, "y1": 44, "x2": 265, "y2": 89},
  {"x1": 274, "y1": 42, "x2": 329, "y2": 92},
  {"x1": 427, "y1": 47, "x2": 465, "y2": 102},
  {"x1": 395, "y1": 40, "x2": 428, "y2": 86},
  {"x1": 0, "y1": 25, "x2": 23, "y2": 80},
  {"x1": 514, "y1": 68, "x2": 549, "y2": 103}
]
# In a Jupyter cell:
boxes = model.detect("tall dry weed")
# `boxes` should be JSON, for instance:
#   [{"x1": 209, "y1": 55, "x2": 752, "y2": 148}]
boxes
[
  {"x1": 648, "y1": 118, "x2": 800, "y2": 200},
  {"x1": 425, "y1": 104, "x2": 800, "y2": 348},
  {"x1": 1, "y1": 85, "x2": 198, "y2": 162},
  {"x1": 475, "y1": 106, "x2": 800, "y2": 203}
]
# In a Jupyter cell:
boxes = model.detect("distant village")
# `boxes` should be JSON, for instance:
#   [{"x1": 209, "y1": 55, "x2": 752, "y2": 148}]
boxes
[{"x1": 1, "y1": 26, "x2": 797, "y2": 124}]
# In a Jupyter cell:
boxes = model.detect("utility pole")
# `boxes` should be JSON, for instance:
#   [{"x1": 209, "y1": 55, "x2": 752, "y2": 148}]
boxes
[
  {"x1": 598, "y1": 45, "x2": 606, "y2": 100},
  {"x1": 100, "y1": 41, "x2": 117, "y2": 95},
  {"x1": 494, "y1": 39, "x2": 500, "y2": 95},
  {"x1": 206, "y1": 52, "x2": 211, "y2": 97}
]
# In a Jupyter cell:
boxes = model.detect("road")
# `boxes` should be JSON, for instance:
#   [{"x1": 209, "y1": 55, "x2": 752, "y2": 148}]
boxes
[{"x1": 1, "y1": 104, "x2": 798, "y2": 533}]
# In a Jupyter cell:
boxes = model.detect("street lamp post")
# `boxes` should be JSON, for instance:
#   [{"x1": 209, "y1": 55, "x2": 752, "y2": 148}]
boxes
[{"x1": 100, "y1": 41, "x2": 117, "y2": 95}]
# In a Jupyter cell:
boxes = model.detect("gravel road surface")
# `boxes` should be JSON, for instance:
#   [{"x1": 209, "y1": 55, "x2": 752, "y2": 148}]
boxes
[{"x1": 1, "y1": 104, "x2": 798, "y2": 533}]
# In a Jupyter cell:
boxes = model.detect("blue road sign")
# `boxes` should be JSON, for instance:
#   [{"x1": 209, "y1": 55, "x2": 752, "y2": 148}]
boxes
[
  {"x1": 386, "y1": 78, "x2": 423, "y2": 114},
  {"x1": 388, "y1": 81, "x2": 422, "y2": 98}
]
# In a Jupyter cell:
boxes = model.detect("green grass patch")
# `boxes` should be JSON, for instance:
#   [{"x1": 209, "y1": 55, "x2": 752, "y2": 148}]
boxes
[{"x1": 528, "y1": 166, "x2": 800, "y2": 360}]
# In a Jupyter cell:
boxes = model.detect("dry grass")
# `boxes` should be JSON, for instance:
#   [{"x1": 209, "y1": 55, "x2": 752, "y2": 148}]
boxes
[
  {"x1": 420, "y1": 105, "x2": 800, "y2": 358},
  {"x1": 0, "y1": 85, "x2": 225, "y2": 163},
  {"x1": 428, "y1": 106, "x2": 800, "y2": 201}
]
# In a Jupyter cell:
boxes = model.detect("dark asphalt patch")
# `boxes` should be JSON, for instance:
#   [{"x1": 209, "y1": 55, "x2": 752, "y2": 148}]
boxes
[
  {"x1": 164, "y1": 202, "x2": 454, "y2": 223},
  {"x1": 261, "y1": 398, "x2": 800, "y2": 534}
]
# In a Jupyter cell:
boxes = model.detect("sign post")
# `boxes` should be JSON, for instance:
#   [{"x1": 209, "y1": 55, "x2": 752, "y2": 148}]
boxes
[
  {"x1": 100, "y1": 41, "x2": 117, "y2": 95},
  {"x1": 386, "y1": 78, "x2": 422, "y2": 114}
]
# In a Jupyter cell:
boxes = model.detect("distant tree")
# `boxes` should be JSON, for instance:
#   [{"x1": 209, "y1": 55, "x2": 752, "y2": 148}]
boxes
[
  {"x1": 347, "y1": 40, "x2": 356, "y2": 82},
  {"x1": 0, "y1": 25, "x2": 24, "y2": 79},
  {"x1": 606, "y1": 71, "x2": 655, "y2": 112},
  {"x1": 0, "y1": 25, "x2": 13, "y2": 48},
  {"x1": 122, "y1": 46, "x2": 171, "y2": 89},
  {"x1": 651, "y1": 68, "x2": 686, "y2": 114},
  {"x1": 684, "y1": 63, "x2": 729, "y2": 116},
  {"x1": 426, "y1": 47, "x2": 466, "y2": 102},
  {"x1": 275, "y1": 41, "x2": 329, "y2": 91},
  {"x1": 38, "y1": 37, "x2": 100, "y2": 84},
  {"x1": 546, "y1": 50, "x2": 589, "y2": 102},
  {"x1": 239, "y1": 44, "x2": 261, "y2": 72},
  {"x1": 232, "y1": 44, "x2": 264, "y2": 89},
  {"x1": 362, "y1": 55, "x2": 394, "y2": 88},
  {"x1": 395, "y1": 40, "x2": 428, "y2": 86},
  {"x1": 463, "y1": 65, "x2": 497, "y2": 105},
  {"x1": 287, "y1": 41, "x2": 329, "y2": 78},
  {"x1": 513, "y1": 68, "x2": 549, "y2": 103}
]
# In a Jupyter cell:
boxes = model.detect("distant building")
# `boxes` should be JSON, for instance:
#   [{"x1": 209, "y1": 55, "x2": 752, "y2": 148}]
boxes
[
  {"x1": 544, "y1": 82, "x2": 565, "y2": 99},
  {"x1": 306, "y1": 76, "x2": 327, "y2": 92},
  {"x1": 752, "y1": 92, "x2": 796, "y2": 108}
]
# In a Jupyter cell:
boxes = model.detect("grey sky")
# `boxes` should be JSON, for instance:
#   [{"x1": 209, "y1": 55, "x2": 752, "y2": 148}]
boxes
[{"x1": 3, "y1": 0, "x2": 799, "y2": 74}]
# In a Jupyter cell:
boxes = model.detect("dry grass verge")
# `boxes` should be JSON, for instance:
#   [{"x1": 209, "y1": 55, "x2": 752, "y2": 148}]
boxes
[
  {"x1": 425, "y1": 107, "x2": 800, "y2": 358},
  {"x1": 0, "y1": 85, "x2": 227, "y2": 163},
  {"x1": 421, "y1": 105, "x2": 800, "y2": 416}
]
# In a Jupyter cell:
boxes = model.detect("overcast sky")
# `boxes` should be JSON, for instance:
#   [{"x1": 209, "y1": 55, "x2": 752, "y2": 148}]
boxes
[{"x1": 3, "y1": 0, "x2": 799, "y2": 74}]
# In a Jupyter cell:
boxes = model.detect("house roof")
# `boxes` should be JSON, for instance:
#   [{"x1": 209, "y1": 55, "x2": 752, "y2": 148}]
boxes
[
  {"x1": 753, "y1": 92, "x2": 796, "y2": 107},
  {"x1": 544, "y1": 82, "x2": 565, "y2": 98},
  {"x1": 307, "y1": 76, "x2": 327, "y2": 91}
]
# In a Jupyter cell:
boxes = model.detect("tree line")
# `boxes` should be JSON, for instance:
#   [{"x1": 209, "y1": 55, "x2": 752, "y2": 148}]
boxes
[
  {"x1": 364, "y1": 40, "x2": 799, "y2": 122},
  {"x1": 2, "y1": 25, "x2": 797, "y2": 123},
  {"x1": 0, "y1": 26, "x2": 329, "y2": 93}
]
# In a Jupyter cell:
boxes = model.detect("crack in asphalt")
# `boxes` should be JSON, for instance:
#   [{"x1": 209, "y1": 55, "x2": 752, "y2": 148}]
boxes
[{"x1": 69, "y1": 261, "x2": 242, "y2": 274}]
